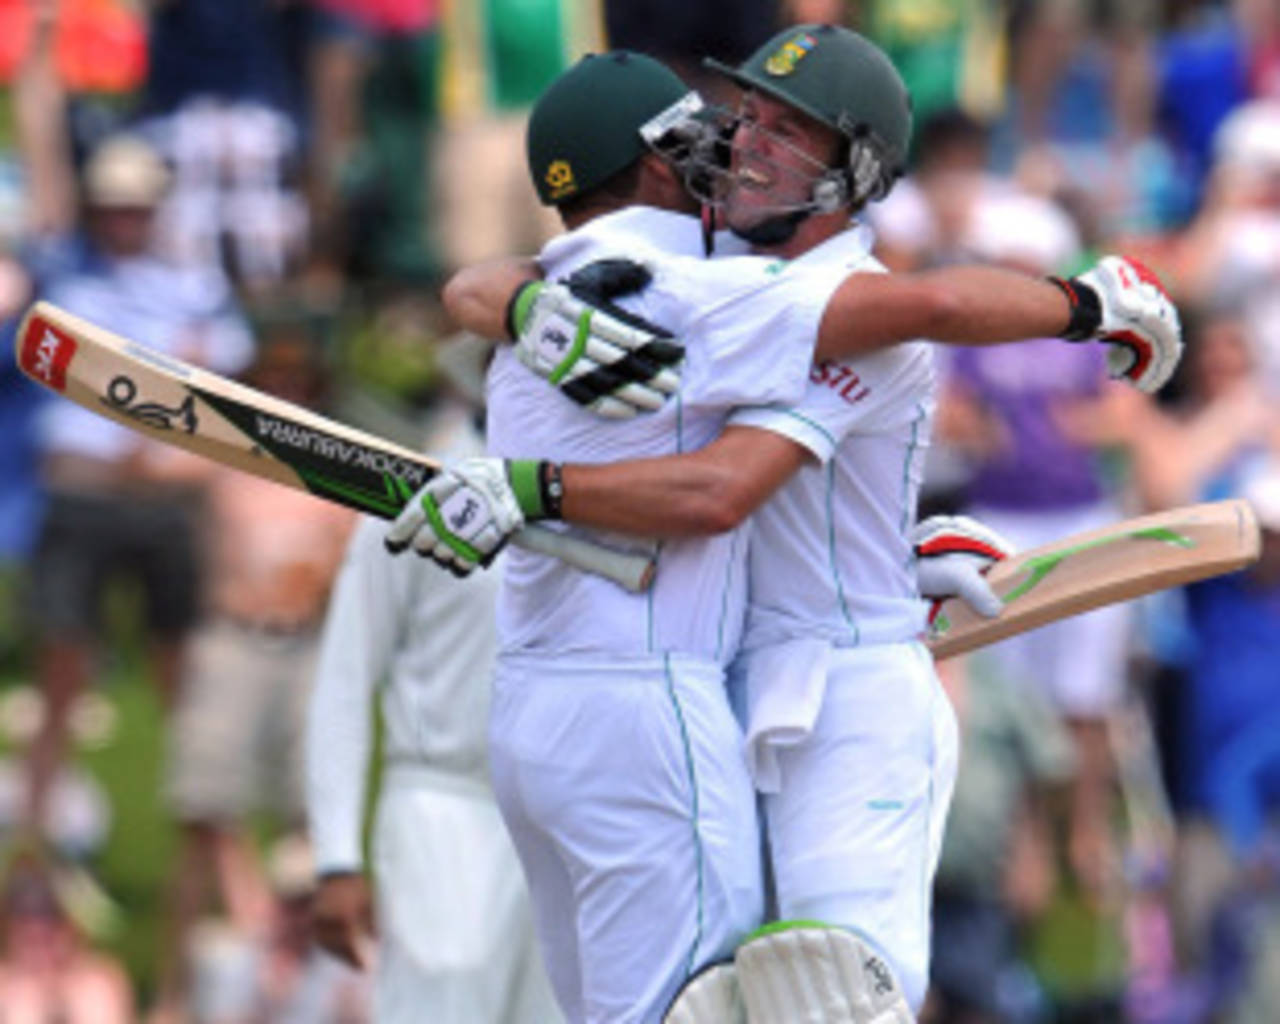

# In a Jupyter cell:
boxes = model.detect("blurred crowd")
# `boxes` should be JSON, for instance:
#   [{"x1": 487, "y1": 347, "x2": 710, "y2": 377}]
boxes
[{"x1": 0, "y1": 0, "x2": 1278, "y2": 1021}]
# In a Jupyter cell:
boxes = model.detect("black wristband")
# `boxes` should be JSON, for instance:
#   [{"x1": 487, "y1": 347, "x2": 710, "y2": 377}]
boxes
[
  {"x1": 539, "y1": 461, "x2": 564, "y2": 520},
  {"x1": 1047, "y1": 275, "x2": 1103, "y2": 342}
]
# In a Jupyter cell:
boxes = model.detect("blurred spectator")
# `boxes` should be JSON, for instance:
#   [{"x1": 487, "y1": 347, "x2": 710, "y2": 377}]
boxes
[
  {"x1": 1171, "y1": 99, "x2": 1280, "y2": 392},
  {"x1": 138, "y1": 0, "x2": 310, "y2": 292},
  {"x1": 1201, "y1": 466, "x2": 1280, "y2": 859},
  {"x1": 0, "y1": 686, "x2": 113, "y2": 863},
  {"x1": 428, "y1": 0, "x2": 588, "y2": 275},
  {"x1": 0, "y1": 277, "x2": 42, "y2": 677},
  {"x1": 151, "y1": 324, "x2": 354, "y2": 1021},
  {"x1": 1126, "y1": 464, "x2": 1280, "y2": 1024},
  {"x1": 1154, "y1": 0, "x2": 1280, "y2": 216},
  {"x1": 864, "y1": 0, "x2": 1008, "y2": 131},
  {"x1": 185, "y1": 835, "x2": 371, "y2": 1024},
  {"x1": 23, "y1": 132, "x2": 255, "y2": 842},
  {"x1": 0, "y1": 856, "x2": 134, "y2": 1022},
  {"x1": 869, "y1": 107, "x2": 996, "y2": 273},
  {"x1": 1121, "y1": 310, "x2": 1280, "y2": 973},
  {"x1": 307, "y1": 337, "x2": 560, "y2": 1022},
  {"x1": 1, "y1": 2, "x2": 65, "y2": 677},
  {"x1": 923, "y1": 652, "x2": 1075, "y2": 1024},
  {"x1": 936, "y1": 189, "x2": 1139, "y2": 905},
  {"x1": 304, "y1": 0, "x2": 442, "y2": 285},
  {"x1": 995, "y1": 0, "x2": 1187, "y2": 236}
]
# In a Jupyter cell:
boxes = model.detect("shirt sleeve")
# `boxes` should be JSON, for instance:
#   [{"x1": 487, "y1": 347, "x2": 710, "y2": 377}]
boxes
[
  {"x1": 305, "y1": 517, "x2": 403, "y2": 873},
  {"x1": 729, "y1": 343, "x2": 935, "y2": 465}
]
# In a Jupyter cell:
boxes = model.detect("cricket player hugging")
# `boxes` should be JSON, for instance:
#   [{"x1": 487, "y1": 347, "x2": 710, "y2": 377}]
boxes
[{"x1": 387, "y1": 28, "x2": 1182, "y2": 1024}]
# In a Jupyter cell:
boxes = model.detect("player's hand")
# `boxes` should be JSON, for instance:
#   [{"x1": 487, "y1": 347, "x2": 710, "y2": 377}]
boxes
[
  {"x1": 510, "y1": 258, "x2": 683, "y2": 419},
  {"x1": 1053, "y1": 256, "x2": 1183, "y2": 394},
  {"x1": 312, "y1": 873, "x2": 376, "y2": 970},
  {"x1": 913, "y1": 514, "x2": 1015, "y2": 619},
  {"x1": 384, "y1": 458, "x2": 542, "y2": 574}
]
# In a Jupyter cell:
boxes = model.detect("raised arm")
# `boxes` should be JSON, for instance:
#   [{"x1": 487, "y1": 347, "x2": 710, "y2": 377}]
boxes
[
  {"x1": 816, "y1": 257, "x2": 1182, "y2": 394},
  {"x1": 459, "y1": 253, "x2": 1183, "y2": 419},
  {"x1": 816, "y1": 266, "x2": 1072, "y2": 355},
  {"x1": 559, "y1": 426, "x2": 809, "y2": 536},
  {"x1": 13, "y1": 2, "x2": 76, "y2": 238}
]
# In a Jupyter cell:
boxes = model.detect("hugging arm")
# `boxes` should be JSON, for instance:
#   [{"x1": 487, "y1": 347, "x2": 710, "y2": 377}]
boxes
[
  {"x1": 448, "y1": 253, "x2": 1184, "y2": 407},
  {"x1": 816, "y1": 257, "x2": 1182, "y2": 393}
]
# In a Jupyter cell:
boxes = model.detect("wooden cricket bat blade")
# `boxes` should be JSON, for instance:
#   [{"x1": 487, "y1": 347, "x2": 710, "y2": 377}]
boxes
[
  {"x1": 14, "y1": 301, "x2": 656, "y2": 593},
  {"x1": 925, "y1": 500, "x2": 1261, "y2": 661}
]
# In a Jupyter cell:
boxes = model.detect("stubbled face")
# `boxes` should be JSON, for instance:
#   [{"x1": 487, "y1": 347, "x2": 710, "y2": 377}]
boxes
[{"x1": 723, "y1": 90, "x2": 842, "y2": 234}]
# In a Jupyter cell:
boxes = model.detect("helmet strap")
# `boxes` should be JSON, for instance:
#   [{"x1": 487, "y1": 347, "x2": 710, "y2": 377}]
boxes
[
  {"x1": 700, "y1": 203, "x2": 717, "y2": 256},
  {"x1": 729, "y1": 208, "x2": 809, "y2": 246}
]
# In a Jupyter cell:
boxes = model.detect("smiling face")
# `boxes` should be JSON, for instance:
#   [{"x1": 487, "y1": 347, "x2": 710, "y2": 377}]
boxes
[{"x1": 722, "y1": 90, "x2": 844, "y2": 237}]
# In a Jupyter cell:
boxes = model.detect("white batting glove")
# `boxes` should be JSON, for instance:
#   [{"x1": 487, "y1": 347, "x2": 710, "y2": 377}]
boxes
[
  {"x1": 384, "y1": 458, "x2": 546, "y2": 575},
  {"x1": 1051, "y1": 255, "x2": 1183, "y2": 394},
  {"x1": 509, "y1": 259, "x2": 683, "y2": 419},
  {"x1": 912, "y1": 514, "x2": 1016, "y2": 619}
]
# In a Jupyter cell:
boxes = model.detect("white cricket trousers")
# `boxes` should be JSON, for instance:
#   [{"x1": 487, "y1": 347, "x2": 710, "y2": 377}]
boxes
[
  {"x1": 762, "y1": 642, "x2": 959, "y2": 1011},
  {"x1": 488, "y1": 654, "x2": 764, "y2": 1024},
  {"x1": 372, "y1": 764, "x2": 562, "y2": 1023}
]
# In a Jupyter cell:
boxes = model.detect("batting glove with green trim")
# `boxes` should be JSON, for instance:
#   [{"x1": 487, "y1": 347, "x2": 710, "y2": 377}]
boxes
[
  {"x1": 384, "y1": 458, "x2": 552, "y2": 575},
  {"x1": 510, "y1": 259, "x2": 684, "y2": 419}
]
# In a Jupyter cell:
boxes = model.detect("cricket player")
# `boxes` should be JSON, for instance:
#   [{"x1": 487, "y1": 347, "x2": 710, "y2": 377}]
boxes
[
  {"x1": 305, "y1": 407, "x2": 561, "y2": 1024},
  {"x1": 388, "y1": 39, "x2": 1181, "y2": 1024}
]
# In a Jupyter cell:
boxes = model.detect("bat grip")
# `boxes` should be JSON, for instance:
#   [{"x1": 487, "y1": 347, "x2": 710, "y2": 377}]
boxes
[{"x1": 513, "y1": 526, "x2": 656, "y2": 593}]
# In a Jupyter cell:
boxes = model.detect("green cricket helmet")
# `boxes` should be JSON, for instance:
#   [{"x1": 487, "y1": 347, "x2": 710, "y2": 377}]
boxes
[
  {"x1": 706, "y1": 23, "x2": 912, "y2": 208},
  {"x1": 526, "y1": 51, "x2": 703, "y2": 206}
]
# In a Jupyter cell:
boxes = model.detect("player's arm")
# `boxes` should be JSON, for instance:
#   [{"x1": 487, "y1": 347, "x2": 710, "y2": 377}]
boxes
[
  {"x1": 384, "y1": 426, "x2": 810, "y2": 576},
  {"x1": 385, "y1": 432, "x2": 1014, "y2": 621},
  {"x1": 483, "y1": 255, "x2": 1180, "y2": 408},
  {"x1": 561, "y1": 426, "x2": 808, "y2": 536},
  {"x1": 816, "y1": 257, "x2": 1182, "y2": 393},
  {"x1": 442, "y1": 255, "x2": 541, "y2": 341},
  {"x1": 306, "y1": 519, "x2": 392, "y2": 970},
  {"x1": 816, "y1": 266, "x2": 1072, "y2": 353}
]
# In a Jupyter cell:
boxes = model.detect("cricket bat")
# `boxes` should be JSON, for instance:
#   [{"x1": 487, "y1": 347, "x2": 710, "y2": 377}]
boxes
[
  {"x1": 926, "y1": 500, "x2": 1261, "y2": 661},
  {"x1": 15, "y1": 301, "x2": 656, "y2": 592}
]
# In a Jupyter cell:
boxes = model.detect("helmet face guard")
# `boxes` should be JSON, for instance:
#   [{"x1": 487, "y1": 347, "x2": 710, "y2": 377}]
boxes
[
  {"x1": 637, "y1": 92, "x2": 729, "y2": 201},
  {"x1": 673, "y1": 97, "x2": 901, "y2": 247},
  {"x1": 690, "y1": 24, "x2": 912, "y2": 242}
]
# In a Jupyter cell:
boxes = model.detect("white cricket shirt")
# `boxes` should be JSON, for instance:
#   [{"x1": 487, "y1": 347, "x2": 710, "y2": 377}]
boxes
[
  {"x1": 306, "y1": 417, "x2": 502, "y2": 872},
  {"x1": 486, "y1": 207, "x2": 848, "y2": 664},
  {"x1": 732, "y1": 224, "x2": 936, "y2": 651}
]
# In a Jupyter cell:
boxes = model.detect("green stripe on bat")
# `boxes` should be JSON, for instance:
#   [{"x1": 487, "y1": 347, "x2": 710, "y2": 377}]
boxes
[
  {"x1": 295, "y1": 467, "x2": 413, "y2": 518},
  {"x1": 931, "y1": 527, "x2": 1194, "y2": 636}
]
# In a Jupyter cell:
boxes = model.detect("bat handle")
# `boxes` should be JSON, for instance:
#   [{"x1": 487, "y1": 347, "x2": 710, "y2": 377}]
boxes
[{"x1": 513, "y1": 526, "x2": 657, "y2": 593}]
